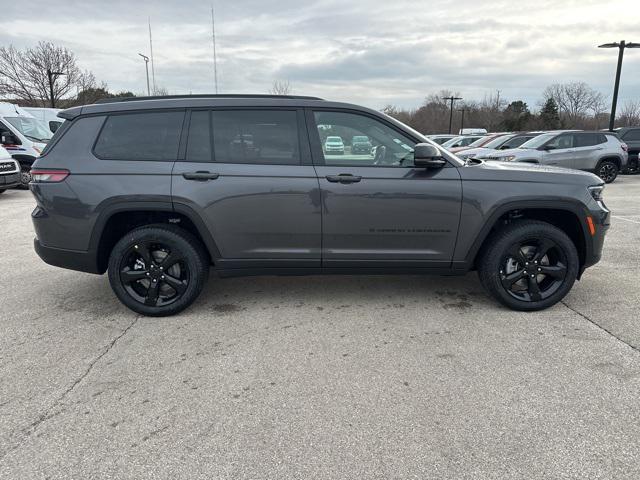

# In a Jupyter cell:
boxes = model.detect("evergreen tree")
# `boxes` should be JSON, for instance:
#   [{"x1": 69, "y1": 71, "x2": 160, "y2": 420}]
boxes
[{"x1": 540, "y1": 97, "x2": 561, "y2": 129}]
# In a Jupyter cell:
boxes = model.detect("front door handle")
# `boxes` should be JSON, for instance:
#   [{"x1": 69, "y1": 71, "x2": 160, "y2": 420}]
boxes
[
  {"x1": 325, "y1": 174, "x2": 362, "y2": 184},
  {"x1": 182, "y1": 171, "x2": 220, "y2": 181}
]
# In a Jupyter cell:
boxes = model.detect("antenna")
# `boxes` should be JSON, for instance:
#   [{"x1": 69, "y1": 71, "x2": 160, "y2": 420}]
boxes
[
  {"x1": 148, "y1": 17, "x2": 157, "y2": 94},
  {"x1": 211, "y1": 4, "x2": 219, "y2": 93}
]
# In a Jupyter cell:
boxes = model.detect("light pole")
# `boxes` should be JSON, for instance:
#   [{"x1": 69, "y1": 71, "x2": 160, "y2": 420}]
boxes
[
  {"x1": 46, "y1": 69, "x2": 65, "y2": 108},
  {"x1": 598, "y1": 40, "x2": 640, "y2": 131},
  {"x1": 458, "y1": 108, "x2": 469, "y2": 132},
  {"x1": 138, "y1": 53, "x2": 151, "y2": 96},
  {"x1": 443, "y1": 96, "x2": 462, "y2": 134}
]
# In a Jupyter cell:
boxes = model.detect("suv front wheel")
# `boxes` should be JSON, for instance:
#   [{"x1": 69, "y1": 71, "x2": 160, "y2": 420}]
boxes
[
  {"x1": 478, "y1": 220, "x2": 579, "y2": 311},
  {"x1": 108, "y1": 225, "x2": 209, "y2": 316}
]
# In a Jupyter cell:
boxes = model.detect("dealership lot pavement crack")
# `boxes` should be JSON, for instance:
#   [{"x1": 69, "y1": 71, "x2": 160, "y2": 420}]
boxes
[{"x1": 0, "y1": 315, "x2": 140, "y2": 463}]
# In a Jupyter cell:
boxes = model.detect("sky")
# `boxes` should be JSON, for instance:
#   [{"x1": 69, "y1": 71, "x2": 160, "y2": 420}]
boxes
[{"x1": 2, "y1": 0, "x2": 639, "y2": 111}]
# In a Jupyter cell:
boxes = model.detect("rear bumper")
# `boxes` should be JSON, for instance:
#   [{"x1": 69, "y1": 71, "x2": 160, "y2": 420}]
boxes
[
  {"x1": 0, "y1": 172, "x2": 21, "y2": 189},
  {"x1": 34, "y1": 238, "x2": 101, "y2": 274}
]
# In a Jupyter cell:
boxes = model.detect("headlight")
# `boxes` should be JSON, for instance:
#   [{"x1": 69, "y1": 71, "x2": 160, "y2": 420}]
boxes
[
  {"x1": 32, "y1": 146, "x2": 42, "y2": 155},
  {"x1": 588, "y1": 185, "x2": 604, "y2": 202},
  {"x1": 499, "y1": 155, "x2": 516, "y2": 162}
]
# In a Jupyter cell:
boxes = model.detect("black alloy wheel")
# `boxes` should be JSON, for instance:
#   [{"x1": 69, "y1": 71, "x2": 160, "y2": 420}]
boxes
[
  {"x1": 499, "y1": 238, "x2": 567, "y2": 302},
  {"x1": 597, "y1": 161, "x2": 618, "y2": 183}
]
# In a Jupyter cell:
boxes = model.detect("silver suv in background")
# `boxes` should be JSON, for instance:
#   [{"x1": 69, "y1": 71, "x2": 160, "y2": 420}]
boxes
[{"x1": 482, "y1": 131, "x2": 628, "y2": 183}]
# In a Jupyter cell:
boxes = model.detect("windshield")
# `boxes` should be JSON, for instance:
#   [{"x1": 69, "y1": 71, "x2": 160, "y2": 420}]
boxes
[
  {"x1": 519, "y1": 133, "x2": 556, "y2": 149},
  {"x1": 482, "y1": 134, "x2": 515, "y2": 149},
  {"x1": 467, "y1": 135, "x2": 493, "y2": 148},
  {"x1": 441, "y1": 136, "x2": 464, "y2": 148},
  {"x1": 5, "y1": 116, "x2": 52, "y2": 143}
]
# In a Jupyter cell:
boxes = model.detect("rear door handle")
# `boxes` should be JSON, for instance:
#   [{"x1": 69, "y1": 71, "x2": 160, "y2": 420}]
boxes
[
  {"x1": 325, "y1": 174, "x2": 362, "y2": 184},
  {"x1": 182, "y1": 171, "x2": 220, "y2": 181}
]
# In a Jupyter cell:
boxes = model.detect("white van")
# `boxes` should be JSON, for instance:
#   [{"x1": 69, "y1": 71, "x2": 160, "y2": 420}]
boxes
[
  {"x1": 22, "y1": 107, "x2": 63, "y2": 133},
  {"x1": 0, "y1": 103, "x2": 52, "y2": 187}
]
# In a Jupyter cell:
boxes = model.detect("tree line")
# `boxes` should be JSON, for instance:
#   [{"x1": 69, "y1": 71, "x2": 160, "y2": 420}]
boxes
[
  {"x1": 1, "y1": 41, "x2": 639, "y2": 131},
  {"x1": 383, "y1": 84, "x2": 640, "y2": 134}
]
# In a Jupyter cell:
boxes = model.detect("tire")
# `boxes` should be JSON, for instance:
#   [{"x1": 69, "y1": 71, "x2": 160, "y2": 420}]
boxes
[
  {"x1": 477, "y1": 220, "x2": 579, "y2": 311},
  {"x1": 18, "y1": 167, "x2": 31, "y2": 189},
  {"x1": 108, "y1": 224, "x2": 209, "y2": 317},
  {"x1": 596, "y1": 160, "x2": 618, "y2": 184}
]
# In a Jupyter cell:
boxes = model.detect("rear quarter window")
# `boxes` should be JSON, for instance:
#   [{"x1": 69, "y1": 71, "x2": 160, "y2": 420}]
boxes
[{"x1": 93, "y1": 111, "x2": 185, "y2": 161}]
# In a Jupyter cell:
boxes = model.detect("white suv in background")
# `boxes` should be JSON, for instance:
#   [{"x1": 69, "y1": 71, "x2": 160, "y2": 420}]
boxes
[{"x1": 0, "y1": 146, "x2": 21, "y2": 194}]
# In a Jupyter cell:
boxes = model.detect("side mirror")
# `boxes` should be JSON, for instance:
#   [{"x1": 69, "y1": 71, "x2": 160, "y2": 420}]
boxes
[{"x1": 414, "y1": 143, "x2": 446, "y2": 168}]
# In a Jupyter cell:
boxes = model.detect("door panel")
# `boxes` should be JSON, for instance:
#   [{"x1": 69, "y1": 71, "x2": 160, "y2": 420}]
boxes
[
  {"x1": 314, "y1": 165, "x2": 462, "y2": 266},
  {"x1": 307, "y1": 108, "x2": 462, "y2": 267},
  {"x1": 172, "y1": 109, "x2": 321, "y2": 264},
  {"x1": 172, "y1": 163, "x2": 321, "y2": 261},
  {"x1": 541, "y1": 133, "x2": 576, "y2": 168}
]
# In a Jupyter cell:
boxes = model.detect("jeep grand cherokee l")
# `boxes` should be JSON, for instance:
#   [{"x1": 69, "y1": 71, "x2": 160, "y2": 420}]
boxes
[{"x1": 30, "y1": 95, "x2": 610, "y2": 316}]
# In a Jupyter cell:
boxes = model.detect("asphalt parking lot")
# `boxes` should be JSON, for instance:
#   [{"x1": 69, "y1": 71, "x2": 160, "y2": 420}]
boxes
[{"x1": 1, "y1": 177, "x2": 639, "y2": 479}]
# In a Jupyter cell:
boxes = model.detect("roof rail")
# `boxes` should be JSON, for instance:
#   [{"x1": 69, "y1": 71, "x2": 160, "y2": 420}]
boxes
[{"x1": 94, "y1": 94, "x2": 324, "y2": 104}]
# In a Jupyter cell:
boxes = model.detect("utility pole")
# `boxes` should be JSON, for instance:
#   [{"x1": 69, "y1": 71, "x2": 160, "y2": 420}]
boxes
[
  {"x1": 211, "y1": 3, "x2": 219, "y2": 94},
  {"x1": 46, "y1": 69, "x2": 65, "y2": 108},
  {"x1": 443, "y1": 96, "x2": 462, "y2": 134},
  {"x1": 148, "y1": 17, "x2": 157, "y2": 94},
  {"x1": 458, "y1": 108, "x2": 469, "y2": 132},
  {"x1": 598, "y1": 40, "x2": 640, "y2": 131},
  {"x1": 138, "y1": 53, "x2": 151, "y2": 96}
]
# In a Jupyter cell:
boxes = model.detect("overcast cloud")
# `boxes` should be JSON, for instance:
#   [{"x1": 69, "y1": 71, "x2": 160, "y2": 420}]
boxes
[{"x1": 2, "y1": 0, "x2": 639, "y2": 110}]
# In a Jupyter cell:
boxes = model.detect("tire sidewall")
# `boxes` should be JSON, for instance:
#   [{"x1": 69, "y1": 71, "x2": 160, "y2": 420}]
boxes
[
  {"x1": 108, "y1": 226, "x2": 208, "y2": 317},
  {"x1": 479, "y1": 222, "x2": 579, "y2": 311}
]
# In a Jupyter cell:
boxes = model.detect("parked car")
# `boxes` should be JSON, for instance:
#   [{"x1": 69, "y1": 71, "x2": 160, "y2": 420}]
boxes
[
  {"x1": 351, "y1": 135, "x2": 372, "y2": 154},
  {"x1": 441, "y1": 135, "x2": 484, "y2": 150},
  {"x1": 615, "y1": 126, "x2": 640, "y2": 173},
  {"x1": 459, "y1": 133, "x2": 542, "y2": 160},
  {"x1": 0, "y1": 103, "x2": 52, "y2": 188},
  {"x1": 31, "y1": 94, "x2": 609, "y2": 316},
  {"x1": 449, "y1": 134, "x2": 505, "y2": 154},
  {"x1": 482, "y1": 131, "x2": 627, "y2": 183},
  {"x1": 324, "y1": 136, "x2": 345, "y2": 154},
  {"x1": 0, "y1": 146, "x2": 21, "y2": 194},
  {"x1": 22, "y1": 107, "x2": 63, "y2": 133},
  {"x1": 426, "y1": 134, "x2": 457, "y2": 145}
]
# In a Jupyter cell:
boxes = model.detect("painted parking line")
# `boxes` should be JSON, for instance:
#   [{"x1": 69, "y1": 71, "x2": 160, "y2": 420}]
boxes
[{"x1": 613, "y1": 216, "x2": 640, "y2": 225}]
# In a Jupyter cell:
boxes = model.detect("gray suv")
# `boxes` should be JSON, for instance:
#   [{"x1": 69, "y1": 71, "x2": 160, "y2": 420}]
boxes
[
  {"x1": 481, "y1": 131, "x2": 628, "y2": 183},
  {"x1": 30, "y1": 95, "x2": 610, "y2": 316}
]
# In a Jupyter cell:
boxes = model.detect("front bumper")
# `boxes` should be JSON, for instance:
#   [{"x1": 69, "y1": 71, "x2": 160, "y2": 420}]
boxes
[{"x1": 0, "y1": 172, "x2": 21, "y2": 189}]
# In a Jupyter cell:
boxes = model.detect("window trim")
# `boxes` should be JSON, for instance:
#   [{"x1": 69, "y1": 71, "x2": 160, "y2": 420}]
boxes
[
  {"x1": 305, "y1": 107, "x2": 445, "y2": 168},
  {"x1": 91, "y1": 109, "x2": 187, "y2": 162}
]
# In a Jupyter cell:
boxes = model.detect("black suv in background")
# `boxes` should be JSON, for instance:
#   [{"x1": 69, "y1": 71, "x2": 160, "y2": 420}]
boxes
[
  {"x1": 30, "y1": 95, "x2": 609, "y2": 316},
  {"x1": 616, "y1": 127, "x2": 640, "y2": 173}
]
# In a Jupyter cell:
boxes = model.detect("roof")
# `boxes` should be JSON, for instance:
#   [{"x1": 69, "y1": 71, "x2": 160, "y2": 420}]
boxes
[{"x1": 58, "y1": 94, "x2": 367, "y2": 121}]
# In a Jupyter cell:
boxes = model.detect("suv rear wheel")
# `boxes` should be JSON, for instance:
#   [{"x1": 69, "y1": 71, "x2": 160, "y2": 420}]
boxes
[
  {"x1": 478, "y1": 220, "x2": 579, "y2": 311},
  {"x1": 596, "y1": 160, "x2": 618, "y2": 184},
  {"x1": 108, "y1": 225, "x2": 209, "y2": 316}
]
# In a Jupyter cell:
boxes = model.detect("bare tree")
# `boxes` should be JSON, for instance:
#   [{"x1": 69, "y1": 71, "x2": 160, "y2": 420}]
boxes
[
  {"x1": 542, "y1": 82, "x2": 605, "y2": 128},
  {"x1": 0, "y1": 42, "x2": 83, "y2": 107},
  {"x1": 270, "y1": 80, "x2": 292, "y2": 95},
  {"x1": 618, "y1": 99, "x2": 640, "y2": 127}
]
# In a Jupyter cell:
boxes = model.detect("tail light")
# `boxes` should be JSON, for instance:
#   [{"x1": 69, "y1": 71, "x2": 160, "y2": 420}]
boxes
[
  {"x1": 31, "y1": 169, "x2": 70, "y2": 183},
  {"x1": 621, "y1": 143, "x2": 628, "y2": 152}
]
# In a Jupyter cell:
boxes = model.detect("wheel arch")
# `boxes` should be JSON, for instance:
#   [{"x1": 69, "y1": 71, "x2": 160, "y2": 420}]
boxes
[
  {"x1": 466, "y1": 200, "x2": 591, "y2": 273},
  {"x1": 90, "y1": 201, "x2": 220, "y2": 273}
]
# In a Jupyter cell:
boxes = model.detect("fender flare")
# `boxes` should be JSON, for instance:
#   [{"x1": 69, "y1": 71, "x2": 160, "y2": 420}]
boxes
[
  {"x1": 88, "y1": 200, "x2": 222, "y2": 266},
  {"x1": 462, "y1": 198, "x2": 592, "y2": 266}
]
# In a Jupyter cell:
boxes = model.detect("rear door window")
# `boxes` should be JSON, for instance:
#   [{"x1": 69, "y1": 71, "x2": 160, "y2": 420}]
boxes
[
  {"x1": 574, "y1": 133, "x2": 601, "y2": 147},
  {"x1": 211, "y1": 110, "x2": 300, "y2": 165},
  {"x1": 94, "y1": 111, "x2": 184, "y2": 161}
]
